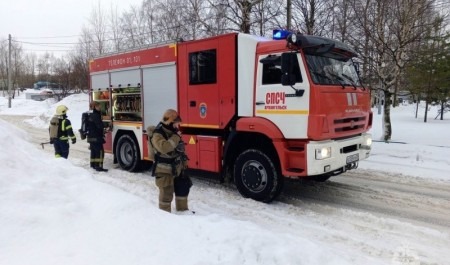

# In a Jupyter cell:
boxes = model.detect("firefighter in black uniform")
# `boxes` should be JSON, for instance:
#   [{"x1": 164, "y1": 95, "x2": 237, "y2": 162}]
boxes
[
  {"x1": 87, "y1": 101, "x2": 108, "y2": 172},
  {"x1": 49, "y1": 105, "x2": 76, "y2": 158}
]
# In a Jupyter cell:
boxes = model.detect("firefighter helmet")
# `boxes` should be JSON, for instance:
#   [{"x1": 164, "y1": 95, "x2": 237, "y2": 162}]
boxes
[
  {"x1": 90, "y1": 101, "x2": 100, "y2": 110},
  {"x1": 56, "y1": 105, "x2": 69, "y2": 115},
  {"x1": 161, "y1": 109, "x2": 182, "y2": 125}
]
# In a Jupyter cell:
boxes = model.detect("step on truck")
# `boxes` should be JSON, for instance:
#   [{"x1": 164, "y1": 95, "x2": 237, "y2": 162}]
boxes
[{"x1": 89, "y1": 30, "x2": 372, "y2": 202}]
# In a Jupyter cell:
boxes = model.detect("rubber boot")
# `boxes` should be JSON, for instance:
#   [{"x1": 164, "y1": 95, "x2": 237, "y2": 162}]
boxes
[
  {"x1": 175, "y1": 196, "x2": 188, "y2": 211},
  {"x1": 159, "y1": 201, "x2": 172, "y2": 213},
  {"x1": 158, "y1": 183, "x2": 174, "y2": 213}
]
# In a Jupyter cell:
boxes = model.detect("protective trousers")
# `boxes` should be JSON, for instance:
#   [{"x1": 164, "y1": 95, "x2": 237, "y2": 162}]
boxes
[
  {"x1": 155, "y1": 173, "x2": 174, "y2": 212},
  {"x1": 155, "y1": 173, "x2": 189, "y2": 212},
  {"x1": 174, "y1": 176, "x2": 191, "y2": 211},
  {"x1": 90, "y1": 142, "x2": 104, "y2": 169},
  {"x1": 54, "y1": 139, "x2": 69, "y2": 158}
]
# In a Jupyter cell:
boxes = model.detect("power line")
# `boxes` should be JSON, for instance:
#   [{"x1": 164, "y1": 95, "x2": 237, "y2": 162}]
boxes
[
  {"x1": 12, "y1": 25, "x2": 184, "y2": 50},
  {"x1": 22, "y1": 49, "x2": 73, "y2": 52},
  {"x1": 12, "y1": 40, "x2": 78, "y2": 45},
  {"x1": 15, "y1": 34, "x2": 81, "y2": 40}
]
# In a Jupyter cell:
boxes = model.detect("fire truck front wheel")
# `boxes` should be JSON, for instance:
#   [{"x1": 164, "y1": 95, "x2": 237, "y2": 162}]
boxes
[
  {"x1": 116, "y1": 134, "x2": 141, "y2": 172},
  {"x1": 234, "y1": 149, "x2": 283, "y2": 203}
]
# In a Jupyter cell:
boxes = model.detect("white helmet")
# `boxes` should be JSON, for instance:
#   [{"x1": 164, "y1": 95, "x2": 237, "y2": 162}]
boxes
[{"x1": 56, "y1": 105, "x2": 68, "y2": 115}]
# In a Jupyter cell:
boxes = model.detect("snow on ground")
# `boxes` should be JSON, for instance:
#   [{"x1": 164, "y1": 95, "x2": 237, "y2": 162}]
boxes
[
  {"x1": 363, "y1": 103, "x2": 450, "y2": 181},
  {"x1": 0, "y1": 89, "x2": 87, "y2": 129},
  {"x1": 0, "y1": 91, "x2": 449, "y2": 265},
  {"x1": 2, "y1": 119, "x2": 359, "y2": 265}
]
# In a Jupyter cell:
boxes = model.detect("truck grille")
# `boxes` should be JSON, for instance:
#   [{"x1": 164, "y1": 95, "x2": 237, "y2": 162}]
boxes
[{"x1": 333, "y1": 116, "x2": 366, "y2": 133}]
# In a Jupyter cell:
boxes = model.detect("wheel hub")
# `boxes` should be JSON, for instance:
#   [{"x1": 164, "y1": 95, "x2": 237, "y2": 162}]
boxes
[
  {"x1": 242, "y1": 161, "x2": 267, "y2": 192},
  {"x1": 120, "y1": 143, "x2": 133, "y2": 163}
]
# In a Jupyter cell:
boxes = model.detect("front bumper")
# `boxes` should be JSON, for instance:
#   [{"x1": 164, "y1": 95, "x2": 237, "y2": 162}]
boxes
[{"x1": 306, "y1": 133, "x2": 371, "y2": 176}]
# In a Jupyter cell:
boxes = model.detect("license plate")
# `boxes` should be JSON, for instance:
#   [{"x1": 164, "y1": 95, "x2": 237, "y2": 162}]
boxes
[{"x1": 346, "y1": 154, "x2": 359, "y2": 164}]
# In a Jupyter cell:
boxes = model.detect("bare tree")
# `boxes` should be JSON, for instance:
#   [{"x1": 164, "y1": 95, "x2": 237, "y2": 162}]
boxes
[
  {"x1": 253, "y1": 0, "x2": 285, "y2": 36},
  {"x1": 216, "y1": 0, "x2": 264, "y2": 33},
  {"x1": 332, "y1": 0, "x2": 354, "y2": 42},
  {"x1": 142, "y1": 0, "x2": 157, "y2": 43},
  {"x1": 0, "y1": 38, "x2": 26, "y2": 95},
  {"x1": 0, "y1": 39, "x2": 9, "y2": 95},
  {"x1": 109, "y1": 3, "x2": 125, "y2": 52},
  {"x1": 21, "y1": 53, "x2": 37, "y2": 88},
  {"x1": 352, "y1": 0, "x2": 436, "y2": 141},
  {"x1": 11, "y1": 44, "x2": 25, "y2": 96},
  {"x1": 291, "y1": 0, "x2": 335, "y2": 36},
  {"x1": 36, "y1": 53, "x2": 54, "y2": 84},
  {"x1": 53, "y1": 58, "x2": 70, "y2": 87},
  {"x1": 182, "y1": 0, "x2": 215, "y2": 40},
  {"x1": 152, "y1": 0, "x2": 188, "y2": 41},
  {"x1": 203, "y1": 0, "x2": 229, "y2": 35},
  {"x1": 122, "y1": 4, "x2": 154, "y2": 48},
  {"x1": 88, "y1": 2, "x2": 109, "y2": 55},
  {"x1": 69, "y1": 28, "x2": 94, "y2": 92}
]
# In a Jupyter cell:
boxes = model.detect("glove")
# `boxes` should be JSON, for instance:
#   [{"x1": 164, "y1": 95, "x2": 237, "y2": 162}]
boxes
[
  {"x1": 49, "y1": 138, "x2": 55, "y2": 144},
  {"x1": 72, "y1": 138, "x2": 76, "y2": 144},
  {"x1": 174, "y1": 174, "x2": 192, "y2": 197},
  {"x1": 175, "y1": 141, "x2": 185, "y2": 153}
]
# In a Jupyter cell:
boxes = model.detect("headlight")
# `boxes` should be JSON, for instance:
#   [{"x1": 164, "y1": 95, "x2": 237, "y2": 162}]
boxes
[
  {"x1": 315, "y1": 147, "x2": 331, "y2": 160},
  {"x1": 361, "y1": 136, "x2": 372, "y2": 150},
  {"x1": 290, "y1": 33, "x2": 297, "y2": 44},
  {"x1": 287, "y1": 33, "x2": 302, "y2": 46}
]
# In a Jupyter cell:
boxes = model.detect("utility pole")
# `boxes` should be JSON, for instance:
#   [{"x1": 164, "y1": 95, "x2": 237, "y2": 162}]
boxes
[{"x1": 8, "y1": 34, "x2": 12, "y2": 108}]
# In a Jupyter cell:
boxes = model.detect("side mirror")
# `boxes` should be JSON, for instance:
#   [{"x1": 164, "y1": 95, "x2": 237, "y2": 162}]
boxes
[
  {"x1": 281, "y1": 74, "x2": 296, "y2": 86},
  {"x1": 281, "y1": 53, "x2": 297, "y2": 86}
]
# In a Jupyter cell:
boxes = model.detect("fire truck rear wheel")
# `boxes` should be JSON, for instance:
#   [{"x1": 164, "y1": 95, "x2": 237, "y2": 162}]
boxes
[
  {"x1": 116, "y1": 134, "x2": 141, "y2": 172},
  {"x1": 234, "y1": 149, "x2": 282, "y2": 203}
]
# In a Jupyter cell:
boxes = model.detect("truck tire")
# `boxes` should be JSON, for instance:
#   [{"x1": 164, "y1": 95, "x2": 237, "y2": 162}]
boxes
[
  {"x1": 116, "y1": 134, "x2": 141, "y2": 172},
  {"x1": 234, "y1": 149, "x2": 283, "y2": 203}
]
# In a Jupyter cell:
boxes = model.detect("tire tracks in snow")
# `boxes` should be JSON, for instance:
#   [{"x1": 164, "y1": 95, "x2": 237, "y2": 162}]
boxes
[{"x1": 279, "y1": 169, "x2": 450, "y2": 231}]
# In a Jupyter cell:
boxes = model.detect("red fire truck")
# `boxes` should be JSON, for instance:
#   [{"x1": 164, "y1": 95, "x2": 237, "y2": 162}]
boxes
[{"x1": 89, "y1": 31, "x2": 372, "y2": 202}]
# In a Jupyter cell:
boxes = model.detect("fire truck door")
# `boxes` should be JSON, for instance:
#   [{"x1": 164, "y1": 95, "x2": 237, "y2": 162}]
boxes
[
  {"x1": 254, "y1": 53, "x2": 310, "y2": 139},
  {"x1": 185, "y1": 44, "x2": 220, "y2": 129}
]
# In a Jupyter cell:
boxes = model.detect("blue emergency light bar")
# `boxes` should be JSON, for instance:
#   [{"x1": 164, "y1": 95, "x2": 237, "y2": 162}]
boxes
[{"x1": 273, "y1": 29, "x2": 292, "y2": 40}]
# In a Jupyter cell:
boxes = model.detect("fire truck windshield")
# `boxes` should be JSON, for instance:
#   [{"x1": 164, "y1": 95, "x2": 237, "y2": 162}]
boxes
[{"x1": 305, "y1": 54, "x2": 360, "y2": 87}]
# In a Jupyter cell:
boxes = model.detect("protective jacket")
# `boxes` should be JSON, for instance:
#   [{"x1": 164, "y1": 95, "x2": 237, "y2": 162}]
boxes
[
  {"x1": 151, "y1": 123, "x2": 185, "y2": 177},
  {"x1": 51, "y1": 115, "x2": 76, "y2": 142},
  {"x1": 87, "y1": 108, "x2": 104, "y2": 143}
]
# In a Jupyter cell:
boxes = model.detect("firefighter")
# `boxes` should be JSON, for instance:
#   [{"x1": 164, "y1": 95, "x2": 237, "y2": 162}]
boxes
[
  {"x1": 87, "y1": 101, "x2": 108, "y2": 172},
  {"x1": 49, "y1": 105, "x2": 76, "y2": 159},
  {"x1": 151, "y1": 109, "x2": 192, "y2": 213}
]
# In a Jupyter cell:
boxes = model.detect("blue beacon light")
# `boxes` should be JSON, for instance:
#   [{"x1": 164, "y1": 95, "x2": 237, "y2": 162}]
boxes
[{"x1": 273, "y1": 29, "x2": 292, "y2": 40}]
